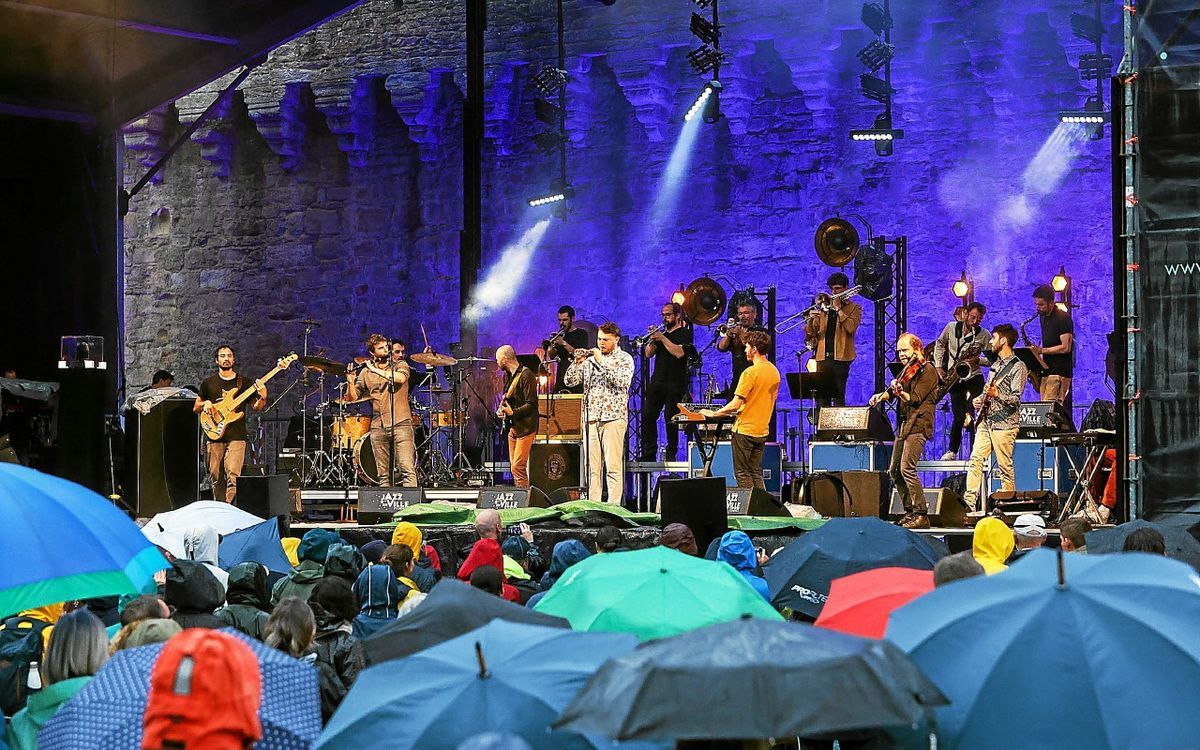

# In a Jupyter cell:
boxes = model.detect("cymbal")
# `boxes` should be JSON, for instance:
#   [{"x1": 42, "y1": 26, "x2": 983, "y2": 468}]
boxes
[
  {"x1": 298, "y1": 355, "x2": 346, "y2": 376},
  {"x1": 411, "y1": 351, "x2": 457, "y2": 367}
]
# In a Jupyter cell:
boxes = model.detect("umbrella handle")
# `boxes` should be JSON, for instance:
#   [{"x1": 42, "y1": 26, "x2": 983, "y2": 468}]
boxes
[
  {"x1": 475, "y1": 641, "x2": 488, "y2": 678},
  {"x1": 1056, "y1": 547, "x2": 1065, "y2": 588}
]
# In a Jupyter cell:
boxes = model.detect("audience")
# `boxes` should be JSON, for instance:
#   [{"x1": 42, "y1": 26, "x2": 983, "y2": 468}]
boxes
[
  {"x1": 324, "y1": 543, "x2": 367, "y2": 584},
  {"x1": 526, "y1": 540, "x2": 591, "y2": 609},
  {"x1": 1008, "y1": 514, "x2": 1047, "y2": 563},
  {"x1": 165, "y1": 560, "x2": 226, "y2": 630},
  {"x1": 181, "y1": 525, "x2": 228, "y2": 595},
  {"x1": 379, "y1": 545, "x2": 422, "y2": 602},
  {"x1": 308, "y1": 576, "x2": 366, "y2": 722},
  {"x1": 109, "y1": 594, "x2": 171, "y2": 652},
  {"x1": 264, "y1": 597, "x2": 316, "y2": 659},
  {"x1": 360, "y1": 539, "x2": 388, "y2": 565},
  {"x1": 391, "y1": 522, "x2": 443, "y2": 592},
  {"x1": 1123, "y1": 527, "x2": 1167, "y2": 555},
  {"x1": 500, "y1": 528, "x2": 546, "y2": 580},
  {"x1": 716, "y1": 531, "x2": 770, "y2": 600},
  {"x1": 934, "y1": 551, "x2": 985, "y2": 587},
  {"x1": 458, "y1": 537, "x2": 521, "y2": 603},
  {"x1": 124, "y1": 618, "x2": 182, "y2": 649},
  {"x1": 660, "y1": 523, "x2": 699, "y2": 556},
  {"x1": 215, "y1": 561, "x2": 272, "y2": 640},
  {"x1": 501, "y1": 538, "x2": 540, "y2": 604},
  {"x1": 594, "y1": 526, "x2": 624, "y2": 554},
  {"x1": 971, "y1": 517, "x2": 1015, "y2": 575},
  {"x1": 272, "y1": 528, "x2": 340, "y2": 605},
  {"x1": 352, "y1": 561, "x2": 405, "y2": 639},
  {"x1": 469, "y1": 566, "x2": 505, "y2": 596},
  {"x1": 1059, "y1": 517, "x2": 1092, "y2": 553}
]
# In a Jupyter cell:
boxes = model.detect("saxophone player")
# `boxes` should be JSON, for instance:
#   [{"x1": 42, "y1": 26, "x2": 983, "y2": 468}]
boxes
[
  {"x1": 932, "y1": 302, "x2": 989, "y2": 459},
  {"x1": 803, "y1": 272, "x2": 863, "y2": 406}
]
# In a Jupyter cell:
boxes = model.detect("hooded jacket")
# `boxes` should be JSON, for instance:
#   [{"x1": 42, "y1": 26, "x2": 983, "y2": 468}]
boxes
[
  {"x1": 501, "y1": 536, "x2": 546, "y2": 579},
  {"x1": 351, "y1": 564, "x2": 417, "y2": 639},
  {"x1": 392, "y1": 522, "x2": 440, "y2": 592},
  {"x1": 324, "y1": 543, "x2": 366, "y2": 583},
  {"x1": 310, "y1": 592, "x2": 366, "y2": 723},
  {"x1": 165, "y1": 561, "x2": 227, "y2": 629},
  {"x1": 5, "y1": 675, "x2": 91, "y2": 750},
  {"x1": 182, "y1": 525, "x2": 229, "y2": 594},
  {"x1": 717, "y1": 531, "x2": 770, "y2": 600},
  {"x1": 216, "y1": 562, "x2": 271, "y2": 640},
  {"x1": 271, "y1": 529, "x2": 339, "y2": 605},
  {"x1": 457, "y1": 539, "x2": 520, "y2": 602},
  {"x1": 526, "y1": 540, "x2": 592, "y2": 609},
  {"x1": 972, "y1": 517, "x2": 1016, "y2": 575},
  {"x1": 8, "y1": 603, "x2": 64, "y2": 652}
]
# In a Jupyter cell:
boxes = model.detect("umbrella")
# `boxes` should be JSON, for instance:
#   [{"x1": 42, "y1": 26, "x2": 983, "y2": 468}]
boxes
[
  {"x1": 555, "y1": 618, "x2": 946, "y2": 742},
  {"x1": 1085, "y1": 518, "x2": 1200, "y2": 569},
  {"x1": 532, "y1": 546, "x2": 782, "y2": 641},
  {"x1": 142, "y1": 500, "x2": 265, "y2": 558},
  {"x1": 887, "y1": 548, "x2": 1200, "y2": 749},
  {"x1": 317, "y1": 620, "x2": 657, "y2": 750},
  {"x1": 39, "y1": 628, "x2": 320, "y2": 750},
  {"x1": 362, "y1": 579, "x2": 570, "y2": 665},
  {"x1": 762, "y1": 517, "x2": 944, "y2": 619},
  {"x1": 814, "y1": 567, "x2": 934, "y2": 639},
  {"x1": 0, "y1": 464, "x2": 168, "y2": 618},
  {"x1": 219, "y1": 518, "x2": 293, "y2": 574}
]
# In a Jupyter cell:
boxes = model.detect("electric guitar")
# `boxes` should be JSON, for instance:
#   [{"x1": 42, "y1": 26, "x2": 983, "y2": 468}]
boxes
[
  {"x1": 200, "y1": 353, "x2": 297, "y2": 441},
  {"x1": 496, "y1": 367, "x2": 525, "y2": 433}
]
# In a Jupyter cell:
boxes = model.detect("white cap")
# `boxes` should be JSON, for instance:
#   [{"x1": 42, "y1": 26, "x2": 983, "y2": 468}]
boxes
[{"x1": 1013, "y1": 514, "x2": 1047, "y2": 538}]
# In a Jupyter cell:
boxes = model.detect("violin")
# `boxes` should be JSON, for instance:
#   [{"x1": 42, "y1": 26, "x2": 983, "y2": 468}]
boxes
[{"x1": 888, "y1": 358, "x2": 923, "y2": 398}]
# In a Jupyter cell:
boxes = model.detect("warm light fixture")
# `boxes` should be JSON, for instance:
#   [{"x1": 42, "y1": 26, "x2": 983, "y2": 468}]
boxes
[
  {"x1": 672, "y1": 284, "x2": 687, "y2": 306},
  {"x1": 952, "y1": 271, "x2": 971, "y2": 300},
  {"x1": 1052, "y1": 266, "x2": 1069, "y2": 293}
]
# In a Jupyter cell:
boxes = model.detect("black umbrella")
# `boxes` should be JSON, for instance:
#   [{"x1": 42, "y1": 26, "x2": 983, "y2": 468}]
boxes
[
  {"x1": 1086, "y1": 519, "x2": 1200, "y2": 570},
  {"x1": 554, "y1": 619, "x2": 946, "y2": 742},
  {"x1": 362, "y1": 579, "x2": 570, "y2": 664}
]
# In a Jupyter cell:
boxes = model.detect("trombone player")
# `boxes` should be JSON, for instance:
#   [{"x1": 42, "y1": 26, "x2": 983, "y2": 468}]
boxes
[{"x1": 803, "y1": 271, "x2": 862, "y2": 406}]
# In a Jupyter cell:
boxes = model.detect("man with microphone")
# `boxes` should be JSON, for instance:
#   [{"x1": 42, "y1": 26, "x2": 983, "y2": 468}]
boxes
[{"x1": 564, "y1": 322, "x2": 634, "y2": 505}]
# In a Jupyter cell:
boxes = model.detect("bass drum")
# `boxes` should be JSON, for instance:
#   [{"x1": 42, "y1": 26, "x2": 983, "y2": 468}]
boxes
[{"x1": 353, "y1": 435, "x2": 380, "y2": 487}]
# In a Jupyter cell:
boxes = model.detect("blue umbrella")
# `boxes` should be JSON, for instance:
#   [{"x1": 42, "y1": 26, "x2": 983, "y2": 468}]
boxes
[
  {"x1": 0, "y1": 464, "x2": 167, "y2": 618},
  {"x1": 317, "y1": 620, "x2": 659, "y2": 750},
  {"x1": 762, "y1": 517, "x2": 944, "y2": 618},
  {"x1": 219, "y1": 518, "x2": 293, "y2": 574},
  {"x1": 39, "y1": 628, "x2": 321, "y2": 750},
  {"x1": 887, "y1": 548, "x2": 1200, "y2": 749}
]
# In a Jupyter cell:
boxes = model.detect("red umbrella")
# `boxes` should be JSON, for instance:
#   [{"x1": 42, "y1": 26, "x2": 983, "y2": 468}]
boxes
[{"x1": 814, "y1": 567, "x2": 934, "y2": 639}]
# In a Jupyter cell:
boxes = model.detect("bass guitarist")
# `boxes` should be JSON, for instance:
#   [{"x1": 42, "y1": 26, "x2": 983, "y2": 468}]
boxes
[
  {"x1": 962, "y1": 324, "x2": 1029, "y2": 511},
  {"x1": 195, "y1": 345, "x2": 267, "y2": 503},
  {"x1": 495, "y1": 345, "x2": 538, "y2": 488}
]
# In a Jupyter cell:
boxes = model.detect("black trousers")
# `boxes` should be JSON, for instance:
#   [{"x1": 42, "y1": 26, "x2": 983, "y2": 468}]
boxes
[
  {"x1": 640, "y1": 379, "x2": 687, "y2": 460},
  {"x1": 889, "y1": 432, "x2": 928, "y2": 514},
  {"x1": 947, "y1": 374, "x2": 984, "y2": 454},
  {"x1": 815, "y1": 358, "x2": 852, "y2": 406},
  {"x1": 732, "y1": 431, "x2": 767, "y2": 490}
]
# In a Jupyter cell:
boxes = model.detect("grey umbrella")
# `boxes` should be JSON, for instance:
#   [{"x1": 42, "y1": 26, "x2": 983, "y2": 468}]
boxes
[{"x1": 1085, "y1": 519, "x2": 1200, "y2": 569}]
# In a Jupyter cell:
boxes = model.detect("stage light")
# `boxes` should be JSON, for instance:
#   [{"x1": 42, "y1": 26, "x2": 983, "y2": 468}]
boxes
[
  {"x1": 532, "y1": 67, "x2": 568, "y2": 96},
  {"x1": 861, "y1": 2, "x2": 892, "y2": 36},
  {"x1": 535, "y1": 99, "x2": 563, "y2": 125},
  {"x1": 690, "y1": 12, "x2": 720, "y2": 45},
  {"x1": 952, "y1": 271, "x2": 974, "y2": 304},
  {"x1": 687, "y1": 45, "x2": 727, "y2": 75},
  {"x1": 672, "y1": 284, "x2": 687, "y2": 306},
  {"x1": 683, "y1": 80, "x2": 722, "y2": 122},
  {"x1": 850, "y1": 113, "x2": 903, "y2": 156},
  {"x1": 1078, "y1": 52, "x2": 1113, "y2": 80},
  {"x1": 859, "y1": 74, "x2": 896, "y2": 104},
  {"x1": 1052, "y1": 266, "x2": 1069, "y2": 293},
  {"x1": 856, "y1": 40, "x2": 894, "y2": 72},
  {"x1": 527, "y1": 184, "x2": 575, "y2": 207},
  {"x1": 690, "y1": 0, "x2": 714, "y2": 7}
]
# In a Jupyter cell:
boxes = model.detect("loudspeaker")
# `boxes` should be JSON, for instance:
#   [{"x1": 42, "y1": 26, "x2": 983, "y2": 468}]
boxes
[
  {"x1": 476, "y1": 486, "x2": 550, "y2": 510},
  {"x1": 530, "y1": 442, "x2": 582, "y2": 495},
  {"x1": 888, "y1": 487, "x2": 969, "y2": 527},
  {"x1": 801, "y1": 471, "x2": 886, "y2": 519},
  {"x1": 358, "y1": 487, "x2": 425, "y2": 525},
  {"x1": 125, "y1": 398, "x2": 200, "y2": 516},
  {"x1": 548, "y1": 486, "x2": 586, "y2": 505},
  {"x1": 236, "y1": 474, "x2": 290, "y2": 519},
  {"x1": 725, "y1": 487, "x2": 788, "y2": 517},
  {"x1": 987, "y1": 490, "x2": 1057, "y2": 516},
  {"x1": 657, "y1": 477, "x2": 727, "y2": 555}
]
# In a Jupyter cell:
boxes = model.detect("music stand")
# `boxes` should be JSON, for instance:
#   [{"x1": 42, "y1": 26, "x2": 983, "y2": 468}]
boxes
[
  {"x1": 1012, "y1": 347, "x2": 1049, "y2": 387},
  {"x1": 786, "y1": 370, "x2": 841, "y2": 479}
]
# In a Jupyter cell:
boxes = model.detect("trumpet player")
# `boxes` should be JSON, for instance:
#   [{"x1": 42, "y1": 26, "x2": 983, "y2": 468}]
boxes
[
  {"x1": 717, "y1": 301, "x2": 767, "y2": 398},
  {"x1": 639, "y1": 302, "x2": 694, "y2": 461},
  {"x1": 803, "y1": 272, "x2": 863, "y2": 406},
  {"x1": 565, "y1": 322, "x2": 635, "y2": 505},
  {"x1": 932, "y1": 301, "x2": 989, "y2": 460},
  {"x1": 539, "y1": 305, "x2": 588, "y2": 393}
]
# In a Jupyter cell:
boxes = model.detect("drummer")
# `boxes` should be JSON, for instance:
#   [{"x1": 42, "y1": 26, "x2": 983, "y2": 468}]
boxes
[{"x1": 346, "y1": 333, "x2": 418, "y2": 487}]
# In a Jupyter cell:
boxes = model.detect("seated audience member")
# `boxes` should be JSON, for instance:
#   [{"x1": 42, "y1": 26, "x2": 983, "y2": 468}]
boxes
[
  {"x1": 499, "y1": 524, "x2": 545, "y2": 578},
  {"x1": 379, "y1": 545, "x2": 422, "y2": 603},
  {"x1": 215, "y1": 562, "x2": 272, "y2": 640},
  {"x1": 526, "y1": 540, "x2": 592, "y2": 609},
  {"x1": 933, "y1": 551, "x2": 985, "y2": 587},
  {"x1": 1123, "y1": 527, "x2": 1166, "y2": 555},
  {"x1": 660, "y1": 523, "x2": 699, "y2": 556},
  {"x1": 1059, "y1": 517, "x2": 1092, "y2": 553},
  {"x1": 323, "y1": 543, "x2": 366, "y2": 584},
  {"x1": 1008, "y1": 514, "x2": 1047, "y2": 563},
  {"x1": 594, "y1": 526, "x2": 624, "y2": 554},
  {"x1": 360, "y1": 539, "x2": 388, "y2": 565},
  {"x1": 971, "y1": 517, "x2": 1015, "y2": 575},
  {"x1": 501, "y1": 537, "x2": 540, "y2": 604},
  {"x1": 716, "y1": 531, "x2": 770, "y2": 600},
  {"x1": 391, "y1": 522, "x2": 442, "y2": 592},
  {"x1": 165, "y1": 560, "x2": 226, "y2": 630},
  {"x1": 458, "y1": 538, "x2": 521, "y2": 603},
  {"x1": 264, "y1": 597, "x2": 316, "y2": 659},
  {"x1": 308, "y1": 577, "x2": 366, "y2": 722},
  {"x1": 281, "y1": 537, "x2": 301, "y2": 568},
  {"x1": 6, "y1": 610, "x2": 108, "y2": 750},
  {"x1": 181, "y1": 525, "x2": 229, "y2": 595},
  {"x1": 109, "y1": 594, "x2": 171, "y2": 652},
  {"x1": 272, "y1": 529, "x2": 340, "y2": 606},
  {"x1": 123, "y1": 619, "x2": 182, "y2": 649},
  {"x1": 352, "y1": 562, "x2": 405, "y2": 639},
  {"x1": 470, "y1": 566, "x2": 505, "y2": 597}
]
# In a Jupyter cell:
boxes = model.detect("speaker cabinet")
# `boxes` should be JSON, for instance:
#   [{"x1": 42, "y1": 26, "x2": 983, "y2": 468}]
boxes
[
  {"x1": 476, "y1": 486, "x2": 550, "y2": 510},
  {"x1": 236, "y1": 474, "x2": 290, "y2": 520},
  {"x1": 725, "y1": 487, "x2": 788, "y2": 517},
  {"x1": 888, "y1": 487, "x2": 968, "y2": 527},
  {"x1": 657, "y1": 477, "x2": 728, "y2": 555},
  {"x1": 801, "y1": 471, "x2": 887, "y2": 519},
  {"x1": 124, "y1": 398, "x2": 200, "y2": 516},
  {"x1": 530, "y1": 442, "x2": 582, "y2": 496},
  {"x1": 358, "y1": 487, "x2": 426, "y2": 525}
]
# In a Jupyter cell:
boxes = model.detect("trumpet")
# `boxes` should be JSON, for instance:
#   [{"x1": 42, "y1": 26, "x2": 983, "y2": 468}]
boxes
[
  {"x1": 777, "y1": 285, "x2": 862, "y2": 334},
  {"x1": 634, "y1": 324, "x2": 667, "y2": 347},
  {"x1": 716, "y1": 318, "x2": 739, "y2": 336}
]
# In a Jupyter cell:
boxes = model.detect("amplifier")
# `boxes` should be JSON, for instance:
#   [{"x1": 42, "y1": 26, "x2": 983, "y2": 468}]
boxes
[
  {"x1": 530, "y1": 441, "x2": 583, "y2": 496},
  {"x1": 358, "y1": 487, "x2": 425, "y2": 525},
  {"x1": 813, "y1": 406, "x2": 894, "y2": 442},
  {"x1": 538, "y1": 394, "x2": 583, "y2": 438},
  {"x1": 888, "y1": 487, "x2": 968, "y2": 527},
  {"x1": 810, "y1": 441, "x2": 892, "y2": 472},
  {"x1": 988, "y1": 441, "x2": 1081, "y2": 495}
]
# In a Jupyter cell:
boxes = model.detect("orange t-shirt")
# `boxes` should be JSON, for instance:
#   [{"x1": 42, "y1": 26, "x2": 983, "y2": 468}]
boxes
[{"x1": 733, "y1": 358, "x2": 780, "y2": 438}]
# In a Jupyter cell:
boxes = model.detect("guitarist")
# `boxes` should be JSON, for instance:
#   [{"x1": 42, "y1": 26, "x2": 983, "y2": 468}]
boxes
[
  {"x1": 195, "y1": 345, "x2": 266, "y2": 503},
  {"x1": 494, "y1": 345, "x2": 538, "y2": 488},
  {"x1": 962, "y1": 324, "x2": 1029, "y2": 512}
]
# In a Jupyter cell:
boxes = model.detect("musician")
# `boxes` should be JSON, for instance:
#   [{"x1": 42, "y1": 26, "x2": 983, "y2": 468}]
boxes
[
  {"x1": 932, "y1": 302, "x2": 989, "y2": 460},
  {"x1": 542, "y1": 305, "x2": 589, "y2": 393},
  {"x1": 869, "y1": 334, "x2": 939, "y2": 529},
  {"x1": 345, "y1": 333, "x2": 417, "y2": 487},
  {"x1": 717, "y1": 301, "x2": 767, "y2": 397},
  {"x1": 195, "y1": 345, "x2": 266, "y2": 503},
  {"x1": 565, "y1": 322, "x2": 634, "y2": 505},
  {"x1": 962, "y1": 325, "x2": 1029, "y2": 511},
  {"x1": 639, "y1": 302, "x2": 694, "y2": 461},
  {"x1": 1031, "y1": 285, "x2": 1073, "y2": 404},
  {"x1": 391, "y1": 340, "x2": 406, "y2": 363},
  {"x1": 702, "y1": 330, "x2": 780, "y2": 490},
  {"x1": 803, "y1": 272, "x2": 863, "y2": 406},
  {"x1": 495, "y1": 345, "x2": 538, "y2": 488}
]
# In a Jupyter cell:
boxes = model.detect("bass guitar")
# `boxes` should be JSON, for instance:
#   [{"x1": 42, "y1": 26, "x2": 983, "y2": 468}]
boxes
[
  {"x1": 495, "y1": 367, "x2": 525, "y2": 433},
  {"x1": 200, "y1": 353, "x2": 297, "y2": 441}
]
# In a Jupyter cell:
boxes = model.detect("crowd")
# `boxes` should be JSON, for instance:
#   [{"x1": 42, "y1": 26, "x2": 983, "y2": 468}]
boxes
[{"x1": 0, "y1": 503, "x2": 1176, "y2": 750}]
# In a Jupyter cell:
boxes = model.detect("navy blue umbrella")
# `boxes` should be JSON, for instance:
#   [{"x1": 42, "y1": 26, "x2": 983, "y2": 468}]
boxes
[
  {"x1": 39, "y1": 629, "x2": 320, "y2": 750},
  {"x1": 763, "y1": 517, "x2": 944, "y2": 618},
  {"x1": 219, "y1": 518, "x2": 294, "y2": 574}
]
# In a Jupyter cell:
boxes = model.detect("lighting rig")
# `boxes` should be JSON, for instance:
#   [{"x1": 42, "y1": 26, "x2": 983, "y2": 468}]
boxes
[
  {"x1": 850, "y1": 2, "x2": 903, "y2": 156},
  {"x1": 683, "y1": 0, "x2": 726, "y2": 123},
  {"x1": 528, "y1": 0, "x2": 573, "y2": 216},
  {"x1": 1057, "y1": 0, "x2": 1112, "y2": 139}
]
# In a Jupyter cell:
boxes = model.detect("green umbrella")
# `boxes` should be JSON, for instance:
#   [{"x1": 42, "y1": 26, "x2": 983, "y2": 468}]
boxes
[{"x1": 533, "y1": 546, "x2": 782, "y2": 640}]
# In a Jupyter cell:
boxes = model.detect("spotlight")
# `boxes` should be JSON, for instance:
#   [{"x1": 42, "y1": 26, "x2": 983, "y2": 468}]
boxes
[
  {"x1": 859, "y1": 73, "x2": 896, "y2": 103},
  {"x1": 683, "y1": 80, "x2": 722, "y2": 122},
  {"x1": 854, "y1": 241, "x2": 893, "y2": 302},
  {"x1": 861, "y1": 2, "x2": 892, "y2": 36},
  {"x1": 535, "y1": 99, "x2": 563, "y2": 125},
  {"x1": 856, "y1": 40, "x2": 894, "y2": 72},
  {"x1": 527, "y1": 184, "x2": 575, "y2": 207},
  {"x1": 952, "y1": 271, "x2": 973, "y2": 302},
  {"x1": 690, "y1": 0, "x2": 714, "y2": 7},
  {"x1": 1078, "y1": 52, "x2": 1113, "y2": 80},
  {"x1": 672, "y1": 284, "x2": 687, "y2": 306},
  {"x1": 532, "y1": 67, "x2": 568, "y2": 96},
  {"x1": 849, "y1": 112, "x2": 903, "y2": 156},
  {"x1": 690, "y1": 13, "x2": 720, "y2": 45},
  {"x1": 1057, "y1": 94, "x2": 1109, "y2": 139},
  {"x1": 687, "y1": 45, "x2": 727, "y2": 75},
  {"x1": 1052, "y1": 266, "x2": 1069, "y2": 293}
]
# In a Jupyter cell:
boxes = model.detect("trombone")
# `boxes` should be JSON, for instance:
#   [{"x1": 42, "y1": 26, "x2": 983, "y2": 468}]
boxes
[{"x1": 776, "y1": 285, "x2": 861, "y2": 334}]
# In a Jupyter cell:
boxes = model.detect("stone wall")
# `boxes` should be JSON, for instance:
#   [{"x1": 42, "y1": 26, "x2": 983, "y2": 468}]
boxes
[{"x1": 122, "y1": 0, "x2": 1120, "y2": 453}]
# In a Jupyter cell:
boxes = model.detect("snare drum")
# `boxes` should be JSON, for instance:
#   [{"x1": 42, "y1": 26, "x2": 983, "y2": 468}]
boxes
[
  {"x1": 353, "y1": 435, "x2": 379, "y2": 486},
  {"x1": 332, "y1": 416, "x2": 372, "y2": 450},
  {"x1": 430, "y1": 411, "x2": 462, "y2": 428}
]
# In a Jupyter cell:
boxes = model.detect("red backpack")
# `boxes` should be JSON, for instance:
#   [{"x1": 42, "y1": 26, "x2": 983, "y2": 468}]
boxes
[{"x1": 142, "y1": 629, "x2": 263, "y2": 750}]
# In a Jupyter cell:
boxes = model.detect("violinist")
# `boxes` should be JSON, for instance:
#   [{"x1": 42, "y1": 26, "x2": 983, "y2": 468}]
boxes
[{"x1": 869, "y1": 333, "x2": 940, "y2": 529}]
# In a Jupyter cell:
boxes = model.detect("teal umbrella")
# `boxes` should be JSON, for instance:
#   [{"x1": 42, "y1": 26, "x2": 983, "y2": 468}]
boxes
[{"x1": 0, "y1": 464, "x2": 167, "y2": 618}]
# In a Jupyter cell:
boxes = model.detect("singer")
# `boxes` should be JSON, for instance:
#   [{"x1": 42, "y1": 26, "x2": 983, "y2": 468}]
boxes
[{"x1": 564, "y1": 322, "x2": 634, "y2": 505}]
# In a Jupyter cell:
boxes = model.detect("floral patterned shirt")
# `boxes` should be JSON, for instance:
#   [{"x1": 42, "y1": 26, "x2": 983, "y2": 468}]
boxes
[{"x1": 564, "y1": 348, "x2": 634, "y2": 423}]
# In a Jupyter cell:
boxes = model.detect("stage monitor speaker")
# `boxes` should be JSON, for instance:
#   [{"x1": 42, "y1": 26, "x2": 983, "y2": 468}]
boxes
[
  {"x1": 236, "y1": 474, "x2": 290, "y2": 520},
  {"x1": 987, "y1": 490, "x2": 1057, "y2": 516},
  {"x1": 657, "y1": 477, "x2": 727, "y2": 556},
  {"x1": 358, "y1": 487, "x2": 425, "y2": 525},
  {"x1": 725, "y1": 487, "x2": 788, "y2": 517},
  {"x1": 530, "y1": 442, "x2": 582, "y2": 496},
  {"x1": 888, "y1": 487, "x2": 968, "y2": 528},
  {"x1": 124, "y1": 398, "x2": 200, "y2": 517},
  {"x1": 548, "y1": 486, "x2": 586, "y2": 506},
  {"x1": 476, "y1": 486, "x2": 550, "y2": 510},
  {"x1": 57, "y1": 369, "x2": 107, "y2": 493},
  {"x1": 800, "y1": 471, "x2": 886, "y2": 519}
]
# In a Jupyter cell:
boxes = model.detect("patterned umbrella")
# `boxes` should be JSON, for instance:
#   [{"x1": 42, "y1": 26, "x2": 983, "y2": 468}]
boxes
[{"x1": 39, "y1": 629, "x2": 321, "y2": 750}]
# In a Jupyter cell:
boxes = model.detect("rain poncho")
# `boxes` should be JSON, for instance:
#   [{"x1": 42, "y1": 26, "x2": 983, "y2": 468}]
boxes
[
  {"x1": 457, "y1": 539, "x2": 520, "y2": 602},
  {"x1": 215, "y1": 562, "x2": 271, "y2": 640},
  {"x1": 392, "y1": 523, "x2": 440, "y2": 592},
  {"x1": 972, "y1": 517, "x2": 1016, "y2": 575},
  {"x1": 181, "y1": 525, "x2": 229, "y2": 594},
  {"x1": 324, "y1": 543, "x2": 366, "y2": 583},
  {"x1": 11, "y1": 602, "x2": 64, "y2": 650},
  {"x1": 271, "y1": 529, "x2": 339, "y2": 605},
  {"x1": 352, "y1": 564, "x2": 417, "y2": 639},
  {"x1": 717, "y1": 531, "x2": 770, "y2": 600},
  {"x1": 165, "y1": 561, "x2": 226, "y2": 629}
]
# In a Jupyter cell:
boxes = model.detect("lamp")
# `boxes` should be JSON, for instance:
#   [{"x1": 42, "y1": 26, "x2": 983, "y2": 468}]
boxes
[
  {"x1": 1051, "y1": 266, "x2": 1071, "y2": 311},
  {"x1": 952, "y1": 271, "x2": 974, "y2": 304},
  {"x1": 671, "y1": 284, "x2": 687, "y2": 306}
]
